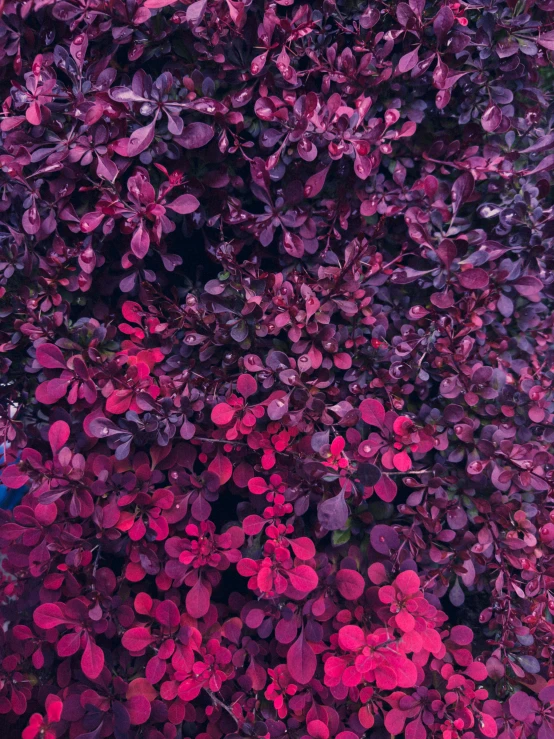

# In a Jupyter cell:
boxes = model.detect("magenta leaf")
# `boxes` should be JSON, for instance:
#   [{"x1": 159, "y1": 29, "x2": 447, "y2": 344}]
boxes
[
  {"x1": 122, "y1": 627, "x2": 155, "y2": 653},
  {"x1": 2, "y1": 466, "x2": 29, "y2": 489},
  {"x1": 57, "y1": 632, "x2": 81, "y2": 657},
  {"x1": 127, "y1": 695, "x2": 152, "y2": 725},
  {"x1": 211, "y1": 403, "x2": 235, "y2": 425},
  {"x1": 127, "y1": 119, "x2": 156, "y2": 157},
  {"x1": 36, "y1": 344, "x2": 66, "y2": 369},
  {"x1": 450, "y1": 625, "x2": 473, "y2": 646},
  {"x1": 155, "y1": 600, "x2": 180, "y2": 629},
  {"x1": 186, "y1": 577, "x2": 211, "y2": 618},
  {"x1": 433, "y1": 5, "x2": 454, "y2": 45},
  {"x1": 287, "y1": 631, "x2": 316, "y2": 684},
  {"x1": 48, "y1": 420, "x2": 70, "y2": 454},
  {"x1": 304, "y1": 166, "x2": 330, "y2": 198},
  {"x1": 82, "y1": 637, "x2": 104, "y2": 679},
  {"x1": 335, "y1": 569, "x2": 365, "y2": 600},
  {"x1": 538, "y1": 30, "x2": 554, "y2": 50},
  {"x1": 177, "y1": 122, "x2": 214, "y2": 149},
  {"x1": 359, "y1": 399, "x2": 385, "y2": 428},
  {"x1": 288, "y1": 565, "x2": 318, "y2": 593},
  {"x1": 33, "y1": 604, "x2": 67, "y2": 630},
  {"x1": 509, "y1": 691, "x2": 532, "y2": 721},
  {"x1": 166, "y1": 194, "x2": 200, "y2": 215},
  {"x1": 458, "y1": 267, "x2": 489, "y2": 290},
  {"x1": 289, "y1": 537, "x2": 316, "y2": 560},
  {"x1": 482, "y1": 104, "x2": 502, "y2": 132},
  {"x1": 451, "y1": 171, "x2": 474, "y2": 216}
]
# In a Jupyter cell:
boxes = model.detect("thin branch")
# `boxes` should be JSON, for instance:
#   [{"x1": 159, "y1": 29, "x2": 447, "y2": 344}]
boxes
[
  {"x1": 92, "y1": 545, "x2": 102, "y2": 577},
  {"x1": 203, "y1": 688, "x2": 239, "y2": 726}
]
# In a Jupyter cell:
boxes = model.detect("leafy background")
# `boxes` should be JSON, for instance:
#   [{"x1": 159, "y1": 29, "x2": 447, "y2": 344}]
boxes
[{"x1": 0, "y1": 0, "x2": 554, "y2": 737}]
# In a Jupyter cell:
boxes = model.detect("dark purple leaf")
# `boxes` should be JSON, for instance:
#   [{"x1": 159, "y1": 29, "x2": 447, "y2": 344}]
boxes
[{"x1": 318, "y1": 490, "x2": 349, "y2": 531}]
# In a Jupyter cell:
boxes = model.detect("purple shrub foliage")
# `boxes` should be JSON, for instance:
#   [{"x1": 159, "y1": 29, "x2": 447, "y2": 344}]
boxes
[{"x1": 0, "y1": 0, "x2": 553, "y2": 737}]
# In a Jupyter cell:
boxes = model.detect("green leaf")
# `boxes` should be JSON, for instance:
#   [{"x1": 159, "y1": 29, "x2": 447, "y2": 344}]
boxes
[{"x1": 332, "y1": 528, "x2": 351, "y2": 546}]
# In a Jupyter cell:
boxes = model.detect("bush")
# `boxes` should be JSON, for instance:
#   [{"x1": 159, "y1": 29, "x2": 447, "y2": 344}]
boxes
[{"x1": 0, "y1": 0, "x2": 554, "y2": 736}]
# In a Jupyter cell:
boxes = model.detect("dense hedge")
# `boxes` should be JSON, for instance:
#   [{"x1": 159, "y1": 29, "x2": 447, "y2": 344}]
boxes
[{"x1": 1, "y1": 0, "x2": 554, "y2": 737}]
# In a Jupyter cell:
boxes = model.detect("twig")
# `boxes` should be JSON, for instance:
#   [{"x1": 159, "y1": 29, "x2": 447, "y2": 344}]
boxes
[
  {"x1": 92, "y1": 545, "x2": 102, "y2": 577},
  {"x1": 203, "y1": 688, "x2": 239, "y2": 726}
]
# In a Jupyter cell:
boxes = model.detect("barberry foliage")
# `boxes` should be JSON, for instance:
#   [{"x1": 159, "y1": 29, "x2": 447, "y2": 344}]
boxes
[{"x1": 0, "y1": 0, "x2": 554, "y2": 737}]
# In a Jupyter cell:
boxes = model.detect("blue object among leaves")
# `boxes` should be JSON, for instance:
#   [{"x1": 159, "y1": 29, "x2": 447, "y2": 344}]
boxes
[{"x1": 0, "y1": 445, "x2": 26, "y2": 510}]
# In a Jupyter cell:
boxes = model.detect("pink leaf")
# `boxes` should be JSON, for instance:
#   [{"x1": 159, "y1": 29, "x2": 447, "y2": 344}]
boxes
[
  {"x1": 393, "y1": 450, "x2": 412, "y2": 472},
  {"x1": 2, "y1": 465, "x2": 29, "y2": 489},
  {"x1": 127, "y1": 694, "x2": 152, "y2": 725},
  {"x1": 334, "y1": 352, "x2": 352, "y2": 370},
  {"x1": 186, "y1": 0, "x2": 207, "y2": 25},
  {"x1": 359, "y1": 399, "x2": 385, "y2": 427},
  {"x1": 433, "y1": 5, "x2": 454, "y2": 45},
  {"x1": 122, "y1": 627, "x2": 155, "y2": 653},
  {"x1": 336, "y1": 569, "x2": 365, "y2": 600},
  {"x1": 155, "y1": 600, "x2": 180, "y2": 629},
  {"x1": 57, "y1": 632, "x2": 81, "y2": 657},
  {"x1": 45, "y1": 696, "x2": 63, "y2": 724},
  {"x1": 48, "y1": 420, "x2": 70, "y2": 454},
  {"x1": 80, "y1": 211, "x2": 104, "y2": 233},
  {"x1": 395, "y1": 570, "x2": 420, "y2": 595},
  {"x1": 479, "y1": 713, "x2": 498, "y2": 738},
  {"x1": 247, "y1": 477, "x2": 268, "y2": 495},
  {"x1": 385, "y1": 709, "x2": 407, "y2": 736},
  {"x1": 177, "y1": 122, "x2": 214, "y2": 149},
  {"x1": 167, "y1": 194, "x2": 200, "y2": 215},
  {"x1": 465, "y1": 661, "x2": 488, "y2": 681},
  {"x1": 289, "y1": 537, "x2": 316, "y2": 561},
  {"x1": 242, "y1": 514, "x2": 266, "y2": 534},
  {"x1": 36, "y1": 378, "x2": 70, "y2": 404},
  {"x1": 127, "y1": 119, "x2": 156, "y2": 157},
  {"x1": 127, "y1": 677, "x2": 158, "y2": 701},
  {"x1": 33, "y1": 603, "x2": 66, "y2": 629},
  {"x1": 307, "y1": 721, "x2": 329, "y2": 739},
  {"x1": 36, "y1": 344, "x2": 66, "y2": 369},
  {"x1": 287, "y1": 631, "x2": 316, "y2": 684},
  {"x1": 186, "y1": 577, "x2": 211, "y2": 618},
  {"x1": 450, "y1": 624, "x2": 473, "y2": 645},
  {"x1": 538, "y1": 30, "x2": 554, "y2": 50},
  {"x1": 146, "y1": 656, "x2": 166, "y2": 684},
  {"x1": 236, "y1": 374, "x2": 257, "y2": 399},
  {"x1": 82, "y1": 637, "x2": 104, "y2": 679},
  {"x1": 509, "y1": 692, "x2": 532, "y2": 721},
  {"x1": 458, "y1": 268, "x2": 489, "y2": 290},
  {"x1": 395, "y1": 609, "x2": 415, "y2": 632},
  {"x1": 405, "y1": 718, "x2": 426, "y2": 739},
  {"x1": 208, "y1": 453, "x2": 232, "y2": 485},
  {"x1": 482, "y1": 104, "x2": 501, "y2": 132},
  {"x1": 374, "y1": 475, "x2": 397, "y2": 502},
  {"x1": 338, "y1": 625, "x2": 366, "y2": 651},
  {"x1": 288, "y1": 565, "x2": 318, "y2": 593},
  {"x1": 304, "y1": 166, "x2": 330, "y2": 198},
  {"x1": 211, "y1": 403, "x2": 235, "y2": 425}
]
